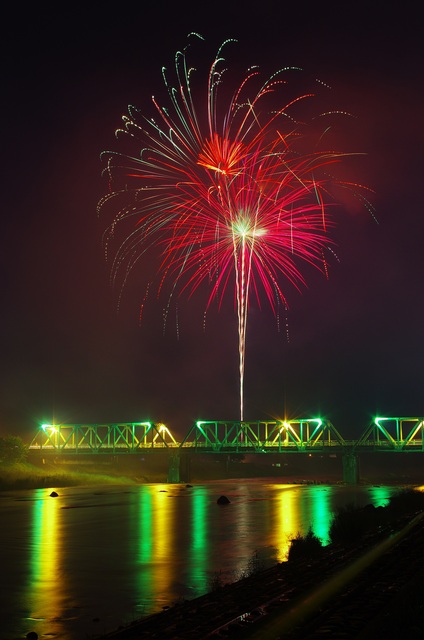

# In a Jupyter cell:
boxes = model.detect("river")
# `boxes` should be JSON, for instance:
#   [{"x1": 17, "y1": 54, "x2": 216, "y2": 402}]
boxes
[{"x1": 0, "y1": 479, "x2": 413, "y2": 640}]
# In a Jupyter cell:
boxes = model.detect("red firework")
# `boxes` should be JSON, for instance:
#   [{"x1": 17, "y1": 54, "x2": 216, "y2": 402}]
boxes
[{"x1": 99, "y1": 34, "x2": 373, "y2": 420}]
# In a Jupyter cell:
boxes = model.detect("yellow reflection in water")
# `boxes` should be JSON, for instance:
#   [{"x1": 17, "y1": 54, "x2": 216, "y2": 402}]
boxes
[
  {"x1": 274, "y1": 485, "x2": 299, "y2": 559},
  {"x1": 152, "y1": 486, "x2": 173, "y2": 561},
  {"x1": 142, "y1": 486, "x2": 176, "y2": 600},
  {"x1": 27, "y1": 489, "x2": 64, "y2": 634},
  {"x1": 134, "y1": 486, "x2": 178, "y2": 613}
]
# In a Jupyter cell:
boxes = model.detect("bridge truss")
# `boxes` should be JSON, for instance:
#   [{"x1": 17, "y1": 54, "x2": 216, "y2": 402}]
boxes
[
  {"x1": 27, "y1": 417, "x2": 424, "y2": 455},
  {"x1": 355, "y1": 417, "x2": 424, "y2": 452},
  {"x1": 29, "y1": 422, "x2": 178, "y2": 453},
  {"x1": 179, "y1": 419, "x2": 346, "y2": 452}
]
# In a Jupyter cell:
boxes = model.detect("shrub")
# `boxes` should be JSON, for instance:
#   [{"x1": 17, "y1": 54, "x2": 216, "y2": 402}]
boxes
[
  {"x1": 387, "y1": 488, "x2": 424, "y2": 516},
  {"x1": 287, "y1": 528, "x2": 323, "y2": 562}
]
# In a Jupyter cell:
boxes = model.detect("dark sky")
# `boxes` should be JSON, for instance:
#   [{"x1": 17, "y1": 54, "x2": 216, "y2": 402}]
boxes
[{"x1": 1, "y1": 2, "x2": 423, "y2": 441}]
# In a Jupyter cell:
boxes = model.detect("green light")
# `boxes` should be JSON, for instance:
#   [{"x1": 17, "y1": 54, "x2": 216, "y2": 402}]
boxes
[
  {"x1": 41, "y1": 424, "x2": 57, "y2": 432},
  {"x1": 374, "y1": 417, "x2": 390, "y2": 430}
]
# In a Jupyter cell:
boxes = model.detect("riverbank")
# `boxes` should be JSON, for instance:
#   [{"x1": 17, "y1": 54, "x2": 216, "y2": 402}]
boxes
[
  {"x1": 0, "y1": 461, "x2": 334, "y2": 492},
  {"x1": 3, "y1": 453, "x2": 424, "y2": 491},
  {"x1": 0, "y1": 461, "x2": 142, "y2": 491}
]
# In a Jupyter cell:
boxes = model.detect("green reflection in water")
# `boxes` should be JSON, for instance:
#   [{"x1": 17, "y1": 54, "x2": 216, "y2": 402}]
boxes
[
  {"x1": 308, "y1": 487, "x2": 332, "y2": 545},
  {"x1": 134, "y1": 486, "x2": 154, "y2": 614},
  {"x1": 367, "y1": 485, "x2": 393, "y2": 507},
  {"x1": 189, "y1": 487, "x2": 208, "y2": 589},
  {"x1": 138, "y1": 487, "x2": 153, "y2": 561}
]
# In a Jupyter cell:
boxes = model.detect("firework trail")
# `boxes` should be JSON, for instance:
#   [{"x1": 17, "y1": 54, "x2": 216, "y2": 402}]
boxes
[{"x1": 99, "y1": 33, "x2": 374, "y2": 421}]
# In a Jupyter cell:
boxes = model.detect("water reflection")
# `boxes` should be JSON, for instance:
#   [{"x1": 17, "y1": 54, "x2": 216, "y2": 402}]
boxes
[
  {"x1": 151, "y1": 486, "x2": 176, "y2": 597},
  {"x1": 134, "y1": 485, "x2": 154, "y2": 615},
  {"x1": 275, "y1": 485, "x2": 297, "y2": 558},
  {"x1": 26, "y1": 488, "x2": 64, "y2": 637},
  {"x1": 309, "y1": 487, "x2": 332, "y2": 544},
  {"x1": 0, "y1": 481, "x2": 408, "y2": 640},
  {"x1": 366, "y1": 485, "x2": 393, "y2": 506},
  {"x1": 189, "y1": 487, "x2": 208, "y2": 589}
]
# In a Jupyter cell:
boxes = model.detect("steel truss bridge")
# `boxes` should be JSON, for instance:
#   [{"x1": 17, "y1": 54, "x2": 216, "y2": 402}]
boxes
[{"x1": 28, "y1": 417, "x2": 424, "y2": 484}]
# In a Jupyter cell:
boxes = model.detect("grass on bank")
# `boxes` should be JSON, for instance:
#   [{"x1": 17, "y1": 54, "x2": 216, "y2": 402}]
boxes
[{"x1": 0, "y1": 461, "x2": 140, "y2": 490}]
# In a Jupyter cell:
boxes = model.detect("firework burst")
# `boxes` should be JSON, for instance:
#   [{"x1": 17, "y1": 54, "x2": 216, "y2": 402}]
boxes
[{"x1": 99, "y1": 33, "x2": 374, "y2": 421}]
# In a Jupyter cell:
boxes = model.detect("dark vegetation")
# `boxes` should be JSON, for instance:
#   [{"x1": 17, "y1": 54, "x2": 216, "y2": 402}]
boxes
[
  {"x1": 288, "y1": 488, "x2": 424, "y2": 558},
  {"x1": 287, "y1": 527, "x2": 323, "y2": 561},
  {"x1": 0, "y1": 435, "x2": 27, "y2": 464},
  {"x1": 329, "y1": 488, "x2": 424, "y2": 545}
]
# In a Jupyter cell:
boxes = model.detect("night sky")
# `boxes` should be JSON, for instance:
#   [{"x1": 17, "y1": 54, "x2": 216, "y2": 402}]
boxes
[{"x1": 1, "y1": 2, "x2": 423, "y2": 441}]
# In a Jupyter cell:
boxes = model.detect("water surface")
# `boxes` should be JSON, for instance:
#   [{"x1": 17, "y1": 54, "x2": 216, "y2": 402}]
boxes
[{"x1": 0, "y1": 479, "x2": 404, "y2": 640}]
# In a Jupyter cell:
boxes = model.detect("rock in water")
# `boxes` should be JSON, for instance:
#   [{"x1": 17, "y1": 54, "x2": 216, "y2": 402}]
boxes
[{"x1": 217, "y1": 495, "x2": 231, "y2": 505}]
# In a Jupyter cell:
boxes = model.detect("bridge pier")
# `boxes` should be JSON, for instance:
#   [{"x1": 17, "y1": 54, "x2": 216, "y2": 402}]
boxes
[
  {"x1": 167, "y1": 453, "x2": 180, "y2": 483},
  {"x1": 342, "y1": 452, "x2": 359, "y2": 485},
  {"x1": 167, "y1": 452, "x2": 191, "y2": 483}
]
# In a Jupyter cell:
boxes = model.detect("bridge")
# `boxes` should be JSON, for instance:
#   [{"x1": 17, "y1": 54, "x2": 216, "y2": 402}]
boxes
[{"x1": 28, "y1": 416, "x2": 424, "y2": 484}]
